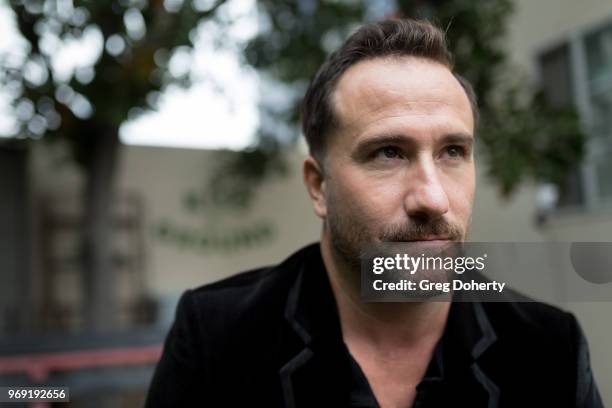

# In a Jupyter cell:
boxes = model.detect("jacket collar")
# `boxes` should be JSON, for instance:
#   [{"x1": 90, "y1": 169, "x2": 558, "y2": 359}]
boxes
[
  {"x1": 280, "y1": 243, "x2": 349, "y2": 407},
  {"x1": 284, "y1": 243, "x2": 343, "y2": 346}
]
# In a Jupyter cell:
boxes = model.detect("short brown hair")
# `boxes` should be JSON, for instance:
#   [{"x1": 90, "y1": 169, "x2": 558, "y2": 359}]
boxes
[{"x1": 301, "y1": 18, "x2": 478, "y2": 162}]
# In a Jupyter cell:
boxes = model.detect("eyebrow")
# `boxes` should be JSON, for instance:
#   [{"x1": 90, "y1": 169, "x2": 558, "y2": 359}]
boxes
[
  {"x1": 352, "y1": 132, "x2": 474, "y2": 157},
  {"x1": 440, "y1": 133, "x2": 474, "y2": 146}
]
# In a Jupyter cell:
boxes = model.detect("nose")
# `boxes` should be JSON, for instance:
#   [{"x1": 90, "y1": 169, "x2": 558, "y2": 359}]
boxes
[{"x1": 403, "y1": 157, "x2": 450, "y2": 221}]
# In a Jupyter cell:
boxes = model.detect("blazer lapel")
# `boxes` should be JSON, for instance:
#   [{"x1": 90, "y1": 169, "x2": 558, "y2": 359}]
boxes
[
  {"x1": 280, "y1": 247, "x2": 350, "y2": 408},
  {"x1": 442, "y1": 300, "x2": 500, "y2": 408}
]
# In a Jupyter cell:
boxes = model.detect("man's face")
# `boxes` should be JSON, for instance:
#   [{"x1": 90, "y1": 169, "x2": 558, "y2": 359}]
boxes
[{"x1": 317, "y1": 56, "x2": 475, "y2": 267}]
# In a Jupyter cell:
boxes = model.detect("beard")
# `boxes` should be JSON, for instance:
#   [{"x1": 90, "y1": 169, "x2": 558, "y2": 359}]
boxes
[{"x1": 326, "y1": 192, "x2": 467, "y2": 277}]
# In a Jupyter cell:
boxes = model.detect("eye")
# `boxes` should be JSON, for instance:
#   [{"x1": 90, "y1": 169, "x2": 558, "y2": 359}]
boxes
[
  {"x1": 443, "y1": 145, "x2": 466, "y2": 159},
  {"x1": 375, "y1": 146, "x2": 402, "y2": 160}
]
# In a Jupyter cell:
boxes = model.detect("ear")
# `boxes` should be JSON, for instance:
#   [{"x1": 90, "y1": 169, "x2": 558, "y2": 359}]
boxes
[{"x1": 303, "y1": 155, "x2": 327, "y2": 219}]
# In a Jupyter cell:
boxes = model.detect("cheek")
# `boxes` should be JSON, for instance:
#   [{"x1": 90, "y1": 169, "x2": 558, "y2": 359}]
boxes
[
  {"x1": 330, "y1": 170, "x2": 404, "y2": 221},
  {"x1": 444, "y1": 171, "x2": 475, "y2": 219}
]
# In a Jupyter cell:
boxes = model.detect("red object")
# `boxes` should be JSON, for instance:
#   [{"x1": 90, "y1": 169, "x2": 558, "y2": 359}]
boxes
[
  {"x1": 0, "y1": 344, "x2": 162, "y2": 407},
  {"x1": 0, "y1": 345, "x2": 162, "y2": 408},
  {"x1": 0, "y1": 344, "x2": 162, "y2": 380}
]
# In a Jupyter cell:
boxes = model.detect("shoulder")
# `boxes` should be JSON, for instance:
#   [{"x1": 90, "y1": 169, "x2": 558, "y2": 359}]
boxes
[
  {"x1": 463, "y1": 273, "x2": 579, "y2": 345},
  {"x1": 480, "y1": 296, "x2": 580, "y2": 360},
  {"x1": 191, "y1": 243, "x2": 317, "y2": 304},
  {"x1": 478, "y1": 299, "x2": 603, "y2": 405},
  {"x1": 487, "y1": 298, "x2": 574, "y2": 330},
  {"x1": 480, "y1": 298, "x2": 579, "y2": 379},
  {"x1": 175, "y1": 243, "x2": 319, "y2": 338}
]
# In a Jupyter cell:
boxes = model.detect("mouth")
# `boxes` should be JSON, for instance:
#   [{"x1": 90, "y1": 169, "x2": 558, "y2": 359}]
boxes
[
  {"x1": 402, "y1": 237, "x2": 455, "y2": 255},
  {"x1": 406, "y1": 236, "x2": 451, "y2": 242}
]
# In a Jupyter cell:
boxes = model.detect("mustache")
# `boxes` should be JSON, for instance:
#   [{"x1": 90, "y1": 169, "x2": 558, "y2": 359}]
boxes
[{"x1": 378, "y1": 218, "x2": 463, "y2": 242}]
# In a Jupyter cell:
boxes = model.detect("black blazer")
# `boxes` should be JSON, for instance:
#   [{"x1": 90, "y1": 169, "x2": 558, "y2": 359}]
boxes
[{"x1": 145, "y1": 243, "x2": 603, "y2": 407}]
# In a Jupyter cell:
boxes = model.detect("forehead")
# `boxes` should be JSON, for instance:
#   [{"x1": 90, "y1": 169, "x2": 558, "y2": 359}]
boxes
[{"x1": 331, "y1": 56, "x2": 474, "y2": 140}]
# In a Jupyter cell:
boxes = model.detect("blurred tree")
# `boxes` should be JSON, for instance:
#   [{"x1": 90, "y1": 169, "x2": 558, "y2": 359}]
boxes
[
  {"x1": 244, "y1": 0, "x2": 585, "y2": 196},
  {"x1": 0, "y1": 0, "x2": 228, "y2": 331}
]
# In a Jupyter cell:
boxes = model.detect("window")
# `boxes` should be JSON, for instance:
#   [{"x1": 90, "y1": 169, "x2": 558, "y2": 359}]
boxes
[
  {"x1": 538, "y1": 19, "x2": 612, "y2": 209},
  {"x1": 585, "y1": 21, "x2": 612, "y2": 201}
]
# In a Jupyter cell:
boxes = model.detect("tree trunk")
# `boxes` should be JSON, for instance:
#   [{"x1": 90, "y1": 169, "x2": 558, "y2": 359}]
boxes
[{"x1": 82, "y1": 132, "x2": 121, "y2": 332}]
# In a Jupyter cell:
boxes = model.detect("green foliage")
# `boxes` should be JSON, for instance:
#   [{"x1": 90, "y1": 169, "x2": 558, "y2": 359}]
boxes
[
  {"x1": 2, "y1": 0, "x2": 227, "y2": 165},
  {"x1": 246, "y1": 0, "x2": 366, "y2": 127},
  {"x1": 480, "y1": 92, "x2": 586, "y2": 195}
]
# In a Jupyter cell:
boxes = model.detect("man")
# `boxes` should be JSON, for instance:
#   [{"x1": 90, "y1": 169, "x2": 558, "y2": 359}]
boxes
[{"x1": 146, "y1": 19, "x2": 603, "y2": 407}]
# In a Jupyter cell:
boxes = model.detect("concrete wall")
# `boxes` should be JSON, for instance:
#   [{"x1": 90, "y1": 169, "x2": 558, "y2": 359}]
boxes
[{"x1": 116, "y1": 145, "x2": 320, "y2": 298}]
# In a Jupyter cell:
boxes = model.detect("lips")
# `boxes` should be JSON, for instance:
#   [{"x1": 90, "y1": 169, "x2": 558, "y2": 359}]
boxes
[
  {"x1": 403, "y1": 238, "x2": 454, "y2": 256},
  {"x1": 407, "y1": 236, "x2": 451, "y2": 242}
]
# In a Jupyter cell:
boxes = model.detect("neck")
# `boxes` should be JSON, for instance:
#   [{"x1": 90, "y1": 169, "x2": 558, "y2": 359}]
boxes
[{"x1": 320, "y1": 233, "x2": 450, "y2": 348}]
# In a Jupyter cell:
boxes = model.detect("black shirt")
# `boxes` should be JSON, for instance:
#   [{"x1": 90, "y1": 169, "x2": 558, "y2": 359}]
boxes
[{"x1": 347, "y1": 340, "x2": 444, "y2": 407}]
